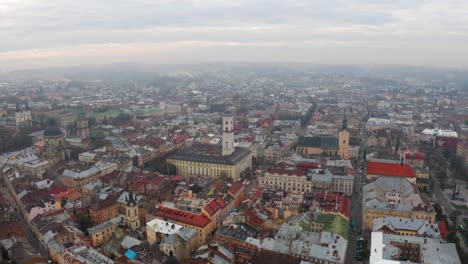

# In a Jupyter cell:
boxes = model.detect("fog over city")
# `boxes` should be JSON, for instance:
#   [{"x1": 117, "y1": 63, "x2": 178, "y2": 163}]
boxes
[{"x1": 1, "y1": 0, "x2": 468, "y2": 70}]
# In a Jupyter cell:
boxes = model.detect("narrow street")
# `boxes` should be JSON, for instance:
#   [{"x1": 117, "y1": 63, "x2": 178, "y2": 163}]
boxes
[
  {"x1": 345, "y1": 113, "x2": 368, "y2": 264},
  {"x1": 0, "y1": 185, "x2": 50, "y2": 261}
]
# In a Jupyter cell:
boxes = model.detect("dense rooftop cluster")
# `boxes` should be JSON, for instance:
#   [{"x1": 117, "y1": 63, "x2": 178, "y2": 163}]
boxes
[{"x1": 0, "y1": 66, "x2": 467, "y2": 263}]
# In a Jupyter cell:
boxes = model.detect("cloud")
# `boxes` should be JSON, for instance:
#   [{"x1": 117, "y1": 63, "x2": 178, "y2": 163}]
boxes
[{"x1": 0, "y1": 0, "x2": 467, "y2": 69}]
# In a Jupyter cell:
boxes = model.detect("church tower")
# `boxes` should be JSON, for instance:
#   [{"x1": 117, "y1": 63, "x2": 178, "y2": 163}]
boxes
[
  {"x1": 338, "y1": 111, "x2": 350, "y2": 159},
  {"x1": 125, "y1": 192, "x2": 140, "y2": 230},
  {"x1": 76, "y1": 109, "x2": 89, "y2": 139},
  {"x1": 222, "y1": 112, "x2": 235, "y2": 156},
  {"x1": 15, "y1": 102, "x2": 32, "y2": 129}
]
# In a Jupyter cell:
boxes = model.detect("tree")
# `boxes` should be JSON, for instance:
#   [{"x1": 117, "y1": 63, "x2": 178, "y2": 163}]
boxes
[
  {"x1": 88, "y1": 116, "x2": 97, "y2": 127},
  {"x1": 77, "y1": 213, "x2": 93, "y2": 233},
  {"x1": 450, "y1": 157, "x2": 466, "y2": 179},
  {"x1": 112, "y1": 113, "x2": 133, "y2": 126},
  {"x1": 450, "y1": 210, "x2": 462, "y2": 222},
  {"x1": 167, "y1": 163, "x2": 177, "y2": 175},
  {"x1": 1, "y1": 246, "x2": 9, "y2": 260},
  {"x1": 433, "y1": 203, "x2": 444, "y2": 222},
  {"x1": 443, "y1": 148, "x2": 454, "y2": 159}
]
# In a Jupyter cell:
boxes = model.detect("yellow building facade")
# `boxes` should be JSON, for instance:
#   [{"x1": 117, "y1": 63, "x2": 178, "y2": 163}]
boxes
[
  {"x1": 363, "y1": 208, "x2": 436, "y2": 229},
  {"x1": 167, "y1": 148, "x2": 251, "y2": 181}
]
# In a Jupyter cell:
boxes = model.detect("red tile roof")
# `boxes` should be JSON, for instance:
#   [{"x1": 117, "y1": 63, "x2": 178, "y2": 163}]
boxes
[
  {"x1": 48, "y1": 184, "x2": 68, "y2": 196},
  {"x1": 0, "y1": 222, "x2": 25, "y2": 238},
  {"x1": 133, "y1": 176, "x2": 165, "y2": 190},
  {"x1": 228, "y1": 182, "x2": 244, "y2": 197},
  {"x1": 155, "y1": 206, "x2": 210, "y2": 228},
  {"x1": 171, "y1": 175, "x2": 183, "y2": 181},
  {"x1": 404, "y1": 152, "x2": 425, "y2": 160},
  {"x1": 367, "y1": 161, "x2": 416, "y2": 178},
  {"x1": 100, "y1": 170, "x2": 121, "y2": 184},
  {"x1": 438, "y1": 221, "x2": 448, "y2": 239},
  {"x1": 297, "y1": 162, "x2": 320, "y2": 170},
  {"x1": 54, "y1": 189, "x2": 82, "y2": 202},
  {"x1": 20, "y1": 190, "x2": 51, "y2": 204},
  {"x1": 313, "y1": 193, "x2": 351, "y2": 218},
  {"x1": 204, "y1": 199, "x2": 223, "y2": 217},
  {"x1": 215, "y1": 197, "x2": 226, "y2": 208},
  {"x1": 241, "y1": 210, "x2": 264, "y2": 228}
]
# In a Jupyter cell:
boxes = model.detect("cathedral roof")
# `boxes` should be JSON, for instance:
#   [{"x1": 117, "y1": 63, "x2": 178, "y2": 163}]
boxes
[
  {"x1": 44, "y1": 119, "x2": 63, "y2": 137},
  {"x1": 298, "y1": 136, "x2": 339, "y2": 150}
]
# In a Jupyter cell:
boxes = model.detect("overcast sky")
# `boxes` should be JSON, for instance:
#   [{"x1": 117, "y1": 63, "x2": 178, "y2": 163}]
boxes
[{"x1": 1, "y1": 0, "x2": 468, "y2": 70}]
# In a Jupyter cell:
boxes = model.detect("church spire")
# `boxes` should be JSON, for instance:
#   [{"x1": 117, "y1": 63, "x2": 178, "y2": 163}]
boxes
[{"x1": 341, "y1": 110, "x2": 348, "y2": 130}]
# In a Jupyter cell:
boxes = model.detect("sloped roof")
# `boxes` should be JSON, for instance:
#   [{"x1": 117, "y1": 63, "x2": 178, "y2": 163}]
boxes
[
  {"x1": 298, "y1": 136, "x2": 339, "y2": 150},
  {"x1": 155, "y1": 206, "x2": 210, "y2": 228},
  {"x1": 367, "y1": 161, "x2": 416, "y2": 178}
]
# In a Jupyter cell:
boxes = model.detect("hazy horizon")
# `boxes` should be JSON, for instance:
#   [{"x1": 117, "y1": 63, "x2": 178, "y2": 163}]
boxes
[{"x1": 1, "y1": 0, "x2": 468, "y2": 71}]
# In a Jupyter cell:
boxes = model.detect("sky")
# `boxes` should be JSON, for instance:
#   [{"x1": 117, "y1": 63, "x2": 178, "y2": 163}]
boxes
[{"x1": 1, "y1": 0, "x2": 468, "y2": 70}]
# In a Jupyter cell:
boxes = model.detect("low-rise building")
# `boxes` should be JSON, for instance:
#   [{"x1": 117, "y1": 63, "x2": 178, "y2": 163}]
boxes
[
  {"x1": 89, "y1": 193, "x2": 120, "y2": 224},
  {"x1": 57, "y1": 245, "x2": 115, "y2": 264},
  {"x1": 309, "y1": 213, "x2": 349, "y2": 240},
  {"x1": 457, "y1": 140, "x2": 468, "y2": 164},
  {"x1": 215, "y1": 223, "x2": 260, "y2": 263},
  {"x1": 370, "y1": 232, "x2": 460, "y2": 264},
  {"x1": 366, "y1": 160, "x2": 417, "y2": 184},
  {"x1": 191, "y1": 242, "x2": 236, "y2": 264},
  {"x1": 414, "y1": 167, "x2": 430, "y2": 193},
  {"x1": 362, "y1": 177, "x2": 436, "y2": 228},
  {"x1": 147, "y1": 219, "x2": 185, "y2": 245},
  {"x1": 58, "y1": 165, "x2": 100, "y2": 189},
  {"x1": 152, "y1": 220, "x2": 199, "y2": 261},
  {"x1": 372, "y1": 216, "x2": 440, "y2": 238},
  {"x1": 260, "y1": 168, "x2": 353, "y2": 195},
  {"x1": 78, "y1": 151, "x2": 97, "y2": 162},
  {"x1": 263, "y1": 213, "x2": 348, "y2": 264},
  {"x1": 402, "y1": 152, "x2": 425, "y2": 167},
  {"x1": 87, "y1": 215, "x2": 123, "y2": 247},
  {"x1": 20, "y1": 191, "x2": 56, "y2": 221},
  {"x1": 153, "y1": 205, "x2": 211, "y2": 245}
]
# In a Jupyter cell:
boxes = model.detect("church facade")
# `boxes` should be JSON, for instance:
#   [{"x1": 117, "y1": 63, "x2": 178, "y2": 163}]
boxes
[
  {"x1": 43, "y1": 120, "x2": 70, "y2": 164},
  {"x1": 15, "y1": 102, "x2": 32, "y2": 129},
  {"x1": 296, "y1": 113, "x2": 350, "y2": 159}
]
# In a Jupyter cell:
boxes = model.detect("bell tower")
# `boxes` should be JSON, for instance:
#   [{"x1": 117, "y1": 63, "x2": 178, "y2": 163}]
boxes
[
  {"x1": 125, "y1": 192, "x2": 140, "y2": 230},
  {"x1": 222, "y1": 112, "x2": 235, "y2": 156},
  {"x1": 76, "y1": 107, "x2": 89, "y2": 139},
  {"x1": 338, "y1": 111, "x2": 350, "y2": 159}
]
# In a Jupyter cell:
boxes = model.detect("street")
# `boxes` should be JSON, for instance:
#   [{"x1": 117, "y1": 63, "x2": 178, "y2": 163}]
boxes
[
  {"x1": 344, "y1": 116, "x2": 368, "y2": 264},
  {"x1": 0, "y1": 186, "x2": 50, "y2": 261}
]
